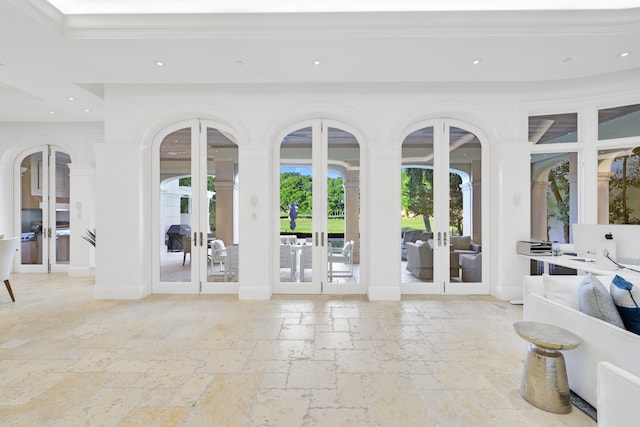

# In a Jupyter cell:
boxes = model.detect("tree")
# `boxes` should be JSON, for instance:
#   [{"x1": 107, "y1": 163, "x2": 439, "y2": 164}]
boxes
[
  {"x1": 609, "y1": 147, "x2": 640, "y2": 224},
  {"x1": 402, "y1": 167, "x2": 434, "y2": 231},
  {"x1": 327, "y1": 177, "x2": 345, "y2": 214},
  {"x1": 280, "y1": 172, "x2": 312, "y2": 215},
  {"x1": 548, "y1": 160, "x2": 570, "y2": 242},
  {"x1": 449, "y1": 173, "x2": 463, "y2": 235}
]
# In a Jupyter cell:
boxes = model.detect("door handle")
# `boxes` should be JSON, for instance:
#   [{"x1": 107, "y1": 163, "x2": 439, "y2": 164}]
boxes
[
  {"x1": 443, "y1": 232, "x2": 449, "y2": 246},
  {"x1": 437, "y1": 232, "x2": 442, "y2": 246},
  {"x1": 200, "y1": 232, "x2": 204, "y2": 247},
  {"x1": 193, "y1": 232, "x2": 197, "y2": 246},
  {"x1": 321, "y1": 232, "x2": 325, "y2": 246}
]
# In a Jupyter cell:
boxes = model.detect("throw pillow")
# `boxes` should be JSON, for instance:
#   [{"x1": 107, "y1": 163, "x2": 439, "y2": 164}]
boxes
[
  {"x1": 542, "y1": 274, "x2": 581, "y2": 310},
  {"x1": 610, "y1": 275, "x2": 640, "y2": 335},
  {"x1": 577, "y1": 273, "x2": 625, "y2": 328}
]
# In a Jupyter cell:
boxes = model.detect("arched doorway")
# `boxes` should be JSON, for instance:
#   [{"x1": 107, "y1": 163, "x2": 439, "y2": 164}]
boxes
[
  {"x1": 15, "y1": 146, "x2": 72, "y2": 273},
  {"x1": 274, "y1": 120, "x2": 365, "y2": 294},
  {"x1": 152, "y1": 120, "x2": 239, "y2": 294},
  {"x1": 400, "y1": 119, "x2": 487, "y2": 294}
]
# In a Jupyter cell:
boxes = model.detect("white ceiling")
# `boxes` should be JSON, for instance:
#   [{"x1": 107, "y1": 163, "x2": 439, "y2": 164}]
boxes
[{"x1": 0, "y1": 0, "x2": 639, "y2": 122}]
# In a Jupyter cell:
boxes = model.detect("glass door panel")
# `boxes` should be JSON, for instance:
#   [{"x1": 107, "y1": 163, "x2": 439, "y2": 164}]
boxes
[
  {"x1": 448, "y1": 127, "x2": 483, "y2": 287},
  {"x1": 400, "y1": 126, "x2": 437, "y2": 291},
  {"x1": 203, "y1": 127, "x2": 239, "y2": 289},
  {"x1": 19, "y1": 152, "x2": 45, "y2": 268},
  {"x1": 278, "y1": 127, "x2": 315, "y2": 287},
  {"x1": 326, "y1": 127, "x2": 360, "y2": 286},
  {"x1": 158, "y1": 127, "x2": 195, "y2": 289},
  {"x1": 54, "y1": 151, "x2": 71, "y2": 266}
]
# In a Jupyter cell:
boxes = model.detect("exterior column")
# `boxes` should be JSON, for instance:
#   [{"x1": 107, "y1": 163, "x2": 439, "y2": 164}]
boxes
[
  {"x1": 344, "y1": 170, "x2": 360, "y2": 263},
  {"x1": 531, "y1": 181, "x2": 550, "y2": 241},
  {"x1": 471, "y1": 159, "x2": 482, "y2": 244},
  {"x1": 567, "y1": 153, "x2": 578, "y2": 242},
  {"x1": 460, "y1": 182, "x2": 472, "y2": 238},
  {"x1": 214, "y1": 160, "x2": 235, "y2": 245},
  {"x1": 68, "y1": 163, "x2": 95, "y2": 276},
  {"x1": 598, "y1": 171, "x2": 614, "y2": 224}
]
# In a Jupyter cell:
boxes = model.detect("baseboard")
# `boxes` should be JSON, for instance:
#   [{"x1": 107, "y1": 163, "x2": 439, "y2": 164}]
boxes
[
  {"x1": 67, "y1": 266, "x2": 95, "y2": 277},
  {"x1": 368, "y1": 286, "x2": 401, "y2": 301},
  {"x1": 93, "y1": 284, "x2": 150, "y2": 300},
  {"x1": 238, "y1": 285, "x2": 272, "y2": 300}
]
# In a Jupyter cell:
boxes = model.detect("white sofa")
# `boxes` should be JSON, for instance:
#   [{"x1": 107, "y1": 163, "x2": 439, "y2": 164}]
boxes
[
  {"x1": 522, "y1": 274, "x2": 640, "y2": 409},
  {"x1": 598, "y1": 361, "x2": 640, "y2": 427}
]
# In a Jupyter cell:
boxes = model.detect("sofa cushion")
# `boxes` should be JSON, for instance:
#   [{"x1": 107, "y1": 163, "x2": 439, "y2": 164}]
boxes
[
  {"x1": 610, "y1": 275, "x2": 640, "y2": 335},
  {"x1": 450, "y1": 235, "x2": 471, "y2": 251},
  {"x1": 342, "y1": 241, "x2": 353, "y2": 256},
  {"x1": 542, "y1": 274, "x2": 581, "y2": 310},
  {"x1": 578, "y1": 273, "x2": 625, "y2": 328}
]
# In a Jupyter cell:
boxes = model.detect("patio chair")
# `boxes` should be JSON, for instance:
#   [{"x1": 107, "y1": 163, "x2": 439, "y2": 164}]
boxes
[
  {"x1": 300, "y1": 245, "x2": 312, "y2": 282},
  {"x1": 211, "y1": 239, "x2": 227, "y2": 272},
  {"x1": 224, "y1": 244, "x2": 239, "y2": 281},
  {"x1": 182, "y1": 235, "x2": 191, "y2": 266},
  {"x1": 280, "y1": 244, "x2": 296, "y2": 280},
  {"x1": 0, "y1": 237, "x2": 19, "y2": 301},
  {"x1": 328, "y1": 240, "x2": 354, "y2": 280}
]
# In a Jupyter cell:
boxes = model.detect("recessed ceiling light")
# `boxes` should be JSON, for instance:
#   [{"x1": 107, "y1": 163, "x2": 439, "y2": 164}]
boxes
[
  {"x1": 562, "y1": 57, "x2": 573, "y2": 63},
  {"x1": 48, "y1": 111, "x2": 56, "y2": 115},
  {"x1": 235, "y1": 60, "x2": 245, "y2": 66},
  {"x1": 619, "y1": 51, "x2": 631, "y2": 57},
  {"x1": 155, "y1": 60, "x2": 165, "y2": 67},
  {"x1": 313, "y1": 60, "x2": 321, "y2": 66},
  {"x1": 167, "y1": 151, "x2": 177, "y2": 155},
  {"x1": 67, "y1": 96, "x2": 75, "y2": 101},
  {"x1": 83, "y1": 108, "x2": 91, "y2": 113},
  {"x1": 472, "y1": 59, "x2": 481, "y2": 65}
]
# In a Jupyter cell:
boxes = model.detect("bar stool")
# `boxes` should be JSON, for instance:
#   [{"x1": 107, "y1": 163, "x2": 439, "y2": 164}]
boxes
[{"x1": 513, "y1": 321, "x2": 581, "y2": 414}]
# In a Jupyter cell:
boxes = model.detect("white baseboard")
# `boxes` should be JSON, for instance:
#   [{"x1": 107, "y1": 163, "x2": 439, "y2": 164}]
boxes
[
  {"x1": 238, "y1": 285, "x2": 272, "y2": 300},
  {"x1": 368, "y1": 286, "x2": 401, "y2": 301}
]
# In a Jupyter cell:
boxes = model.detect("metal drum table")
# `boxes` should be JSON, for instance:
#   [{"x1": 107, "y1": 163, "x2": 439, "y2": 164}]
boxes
[{"x1": 513, "y1": 321, "x2": 582, "y2": 414}]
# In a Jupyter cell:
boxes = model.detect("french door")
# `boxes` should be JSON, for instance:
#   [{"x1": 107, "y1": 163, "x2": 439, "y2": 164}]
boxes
[
  {"x1": 153, "y1": 120, "x2": 239, "y2": 294},
  {"x1": 401, "y1": 119, "x2": 487, "y2": 294},
  {"x1": 275, "y1": 120, "x2": 364, "y2": 294},
  {"x1": 16, "y1": 147, "x2": 71, "y2": 273}
]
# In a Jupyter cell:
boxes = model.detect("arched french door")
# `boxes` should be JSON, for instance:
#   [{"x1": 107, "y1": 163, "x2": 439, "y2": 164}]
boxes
[
  {"x1": 15, "y1": 146, "x2": 72, "y2": 273},
  {"x1": 152, "y1": 120, "x2": 239, "y2": 294},
  {"x1": 274, "y1": 120, "x2": 365, "y2": 294},
  {"x1": 400, "y1": 119, "x2": 488, "y2": 294}
]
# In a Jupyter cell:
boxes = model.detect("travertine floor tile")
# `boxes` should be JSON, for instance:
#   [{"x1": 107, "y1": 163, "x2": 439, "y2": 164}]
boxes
[{"x1": 0, "y1": 274, "x2": 597, "y2": 426}]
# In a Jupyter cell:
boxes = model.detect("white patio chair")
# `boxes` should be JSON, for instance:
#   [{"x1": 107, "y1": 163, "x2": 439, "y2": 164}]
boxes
[
  {"x1": 300, "y1": 245, "x2": 312, "y2": 282},
  {"x1": 280, "y1": 244, "x2": 296, "y2": 280},
  {"x1": 224, "y1": 244, "x2": 239, "y2": 281},
  {"x1": 328, "y1": 240, "x2": 354, "y2": 280}
]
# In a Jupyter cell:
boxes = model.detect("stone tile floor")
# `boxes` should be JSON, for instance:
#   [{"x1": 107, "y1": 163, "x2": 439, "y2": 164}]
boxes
[{"x1": 0, "y1": 274, "x2": 596, "y2": 426}]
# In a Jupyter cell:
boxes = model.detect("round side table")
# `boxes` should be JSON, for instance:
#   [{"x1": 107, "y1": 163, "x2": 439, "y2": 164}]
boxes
[{"x1": 513, "y1": 321, "x2": 582, "y2": 414}]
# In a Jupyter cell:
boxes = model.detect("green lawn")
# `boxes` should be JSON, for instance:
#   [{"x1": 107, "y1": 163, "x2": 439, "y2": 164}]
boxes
[{"x1": 280, "y1": 216, "x2": 432, "y2": 233}]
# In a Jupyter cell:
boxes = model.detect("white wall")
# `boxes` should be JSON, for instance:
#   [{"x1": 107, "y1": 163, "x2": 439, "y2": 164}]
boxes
[{"x1": 1, "y1": 74, "x2": 640, "y2": 301}]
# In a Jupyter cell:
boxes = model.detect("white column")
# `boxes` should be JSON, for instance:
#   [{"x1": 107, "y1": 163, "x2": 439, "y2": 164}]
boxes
[
  {"x1": 598, "y1": 171, "x2": 614, "y2": 224},
  {"x1": 238, "y1": 146, "x2": 271, "y2": 300},
  {"x1": 568, "y1": 152, "x2": 579, "y2": 242},
  {"x1": 471, "y1": 159, "x2": 482, "y2": 244},
  {"x1": 460, "y1": 182, "x2": 472, "y2": 237},
  {"x1": 214, "y1": 160, "x2": 235, "y2": 245},
  {"x1": 68, "y1": 163, "x2": 95, "y2": 276},
  {"x1": 531, "y1": 181, "x2": 549, "y2": 241},
  {"x1": 344, "y1": 170, "x2": 360, "y2": 263},
  {"x1": 368, "y1": 147, "x2": 401, "y2": 301},
  {"x1": 94, "y1": 143, "x2": 149, "y2": 299}
]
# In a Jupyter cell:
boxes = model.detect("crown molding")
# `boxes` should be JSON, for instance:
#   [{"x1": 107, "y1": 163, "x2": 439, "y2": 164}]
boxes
[
  {"x1": 60, "y1": 9, "x2": 640, "y2": 39},
  {"x1": 10, "y1": 0, "x2": 64, "y2": 32}
]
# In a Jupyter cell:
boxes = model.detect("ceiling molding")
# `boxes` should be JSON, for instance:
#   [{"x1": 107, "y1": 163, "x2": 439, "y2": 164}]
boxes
[
  {"x1": 11, "y1": 0, "x2": 64, "y2": 32},
  {"x1": 61, "y1": 9, "x2": 640, "y2": 39}
]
